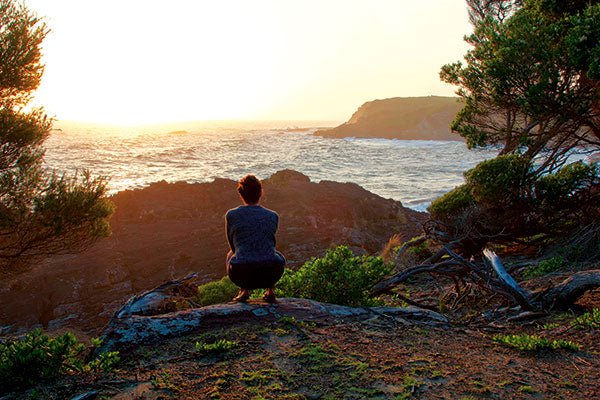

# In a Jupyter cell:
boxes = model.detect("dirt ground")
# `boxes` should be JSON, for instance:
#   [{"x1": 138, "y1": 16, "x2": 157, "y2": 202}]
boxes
[{"x1": 10, "y1": 307, "x2": 599, "y2": 400}]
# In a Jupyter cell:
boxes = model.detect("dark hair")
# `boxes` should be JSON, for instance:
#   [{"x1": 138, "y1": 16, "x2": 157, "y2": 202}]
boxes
[{"x1": 237, "y1": 174, "x2": 262, "y2": 204}]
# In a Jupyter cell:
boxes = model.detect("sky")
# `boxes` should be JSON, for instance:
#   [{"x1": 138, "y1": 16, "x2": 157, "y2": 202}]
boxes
[{"x1": 27, "y1": 0, "x2": 473, "y2": 125}]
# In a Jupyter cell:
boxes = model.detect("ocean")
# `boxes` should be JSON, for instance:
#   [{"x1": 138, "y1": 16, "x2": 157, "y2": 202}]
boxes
[{"x1": 44, "y1": 121, "x2": 497, "y2": 211}]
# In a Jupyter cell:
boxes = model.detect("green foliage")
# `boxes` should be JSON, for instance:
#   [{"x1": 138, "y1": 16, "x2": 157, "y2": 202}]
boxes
[
  {"x1": 428, "y1": 184, "x2": 474, "y2": 220},
  {"x1": 407, "y1": 240, "x2": 433, "y2": 260},
  {"x1": 84, "y1": 351, "x2": 120, "y2": 373},
  {"x1": 429, "y1": 156, "x2": 599, "y2": 253},
  {"x1": 518, "y1": 385, "x2": 535, "y2": 393},
  {"x1": 493, "y1": 333, "x2": 580, "y2": 352},
  {"x1": 535, "y1": 161, "x2": 599, "y2": 207},
  {"x1": 0, "y1": 0, "x2": 114, "y2": 273},
  {"x1": 464, "y1": 155, "x2": 532, "y2": 206},
  {"x1": 395, "y1": 374, "x2": 423, "y2": 399},
  {"x1": 571, "y1": 308, "x2": 600, "y2": 330},
  {"x1": 151, "y1": 371, "x2": 179, "y2": 391},
  {"x1": 0, "y1": 329, "x2": 120, "y2": 392},
  {"x1": 195, "y1": 339, "x2": 237, "y2": 354},
  {"x1": 196, "y1": 276, "x2": 239, "y2": 306},
  {"x1": 441, "y1": 0, "x2": 600, "y2": 164},
  {"x1": 277, "y1": 246, "x2": 392, "y2": 307},
  {"x1": 523, "y1": 256, "x2": 565, "y2": 279}
]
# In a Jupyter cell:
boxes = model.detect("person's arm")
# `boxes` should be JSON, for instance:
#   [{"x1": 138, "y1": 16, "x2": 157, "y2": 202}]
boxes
[
  {"x1": 273, "y1": 212, "x2": 279, "y2": 246},
  {"x1": 225, "y1": 212, "x2": 235, "y2": 253}
]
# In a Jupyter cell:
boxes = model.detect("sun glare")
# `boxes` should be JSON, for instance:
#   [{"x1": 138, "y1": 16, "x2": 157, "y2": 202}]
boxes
[{"x1": 27, "y1": 0, "x2": 471, "y2": 125}]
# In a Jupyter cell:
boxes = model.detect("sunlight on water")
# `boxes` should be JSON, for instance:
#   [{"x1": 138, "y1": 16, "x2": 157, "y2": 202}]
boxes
[{"x1": 44, "y1": 124, "x2": 497, "y2": 211}]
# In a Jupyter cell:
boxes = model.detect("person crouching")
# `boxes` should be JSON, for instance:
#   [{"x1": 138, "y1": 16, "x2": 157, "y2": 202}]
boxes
[{"x1": 225, "y1": 174, "x2": 286, "y2": 303}]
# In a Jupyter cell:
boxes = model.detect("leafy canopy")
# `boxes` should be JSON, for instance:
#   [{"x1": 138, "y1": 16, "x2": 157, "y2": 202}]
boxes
[{"x1": 441, "y1": 0, "x2": 600, "y2": 172}]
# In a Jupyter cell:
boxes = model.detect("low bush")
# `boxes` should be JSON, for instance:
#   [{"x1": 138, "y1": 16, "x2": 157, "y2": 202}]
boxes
[
  {"x1": 0, "y1": 329, "x2": 119, "y2": 392},
  {"x1": 523, "y1": 256, "x2": 565, "y2": 279},
  {"x1": 196, "y1": 276, "x2": 239, "y2": 306},
  {"x1": 571, "y1": 308, "x2": 600, "y2": 330},
  {"x1": 427, "y1": 156, "x2": 600, "y2": 254},
  {"x1": 428, "y1": 184, "x2": 474, "y2": 221},
  {"x1": 535, "y1": 161, "x2": 599, "y2": 207},
  {"x1": 464, "y1": 155, "x2": 532, "y2": 207},
  {"x1": 277, "y1": 246, "x2": 392, "y2": 307},
  {"x1": 492, "y1": 333, "x2": 579, "y2": 352}
]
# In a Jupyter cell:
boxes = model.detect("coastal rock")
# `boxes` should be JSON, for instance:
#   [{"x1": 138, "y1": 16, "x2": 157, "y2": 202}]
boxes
[
  {"x1": 0, "y1": 170, "x2": 427, "y2": 334},
  {"x1": 98, "y1": 297, "x2": 448, "y2": 353},
  {"x1": 315, "y1": 96, "x2": 463, "y2": 141}
]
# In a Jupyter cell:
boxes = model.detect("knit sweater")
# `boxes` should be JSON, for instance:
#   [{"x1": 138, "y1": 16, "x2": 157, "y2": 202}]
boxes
[{"x1": 225, "y1": 205, "x2": 282, "y2": 264}]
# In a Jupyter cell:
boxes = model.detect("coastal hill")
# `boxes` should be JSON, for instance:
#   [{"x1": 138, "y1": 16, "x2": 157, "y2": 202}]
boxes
[
  {"x1": 315, "y1": 96, "x2": 463, "y2": 141},
  {"x1": 0, "y1": 170, "x2": 426, "y2": 334}
]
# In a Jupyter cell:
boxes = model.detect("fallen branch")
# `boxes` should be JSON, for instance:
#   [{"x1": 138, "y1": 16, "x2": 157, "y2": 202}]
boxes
[
  {"x1": 483, "y1": 249, "x2": 534, "y2": 311},
  {"x1": 534, "y1": 270, "x2": 600, "y2": 310},
  {"x1": 373, "y1": 245, "x2": 600, "y2": 313}
]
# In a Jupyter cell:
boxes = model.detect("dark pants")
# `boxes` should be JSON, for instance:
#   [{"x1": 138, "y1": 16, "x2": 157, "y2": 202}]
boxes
[{"x1": 227, "y1": 251, "x2": 286, "y2": 290}]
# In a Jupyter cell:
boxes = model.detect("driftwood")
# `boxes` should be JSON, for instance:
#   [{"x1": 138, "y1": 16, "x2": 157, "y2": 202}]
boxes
[
  {"x1": 373, "y1": 243, "x2": 600, "y2": 313},
  {"x1": 483, "y1": 249, "x2": 533, "y2": 310},
  {"x1": 534, "y1": 270, "x2": 600, "y2": 309}
]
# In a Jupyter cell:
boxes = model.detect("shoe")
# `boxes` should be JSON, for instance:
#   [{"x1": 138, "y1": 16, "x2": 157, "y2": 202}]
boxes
[
  {"x1": 263, "y1": 291, "x2": 276, "y2": 303},
  {"x1": 233, "y1": 290, "x2": 250, "y2": 303}
]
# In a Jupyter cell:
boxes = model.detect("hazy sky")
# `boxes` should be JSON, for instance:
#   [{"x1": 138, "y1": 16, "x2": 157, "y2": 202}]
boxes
[{"x1": 27, "y1": 0, "x2": 472, "y2": 125}]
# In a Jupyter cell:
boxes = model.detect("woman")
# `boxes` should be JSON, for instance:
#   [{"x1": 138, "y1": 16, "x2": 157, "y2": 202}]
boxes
[{"x1": 225, "y1": 174, "x2": 286, "y2": 303}]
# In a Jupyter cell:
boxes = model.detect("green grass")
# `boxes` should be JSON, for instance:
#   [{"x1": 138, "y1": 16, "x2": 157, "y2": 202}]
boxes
[{"x1": 493, "y1": 334, "x2": 580, "y2": 352}]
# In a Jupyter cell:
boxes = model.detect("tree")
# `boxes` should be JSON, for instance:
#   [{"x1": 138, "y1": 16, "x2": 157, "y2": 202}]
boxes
[
  {"x1": 372, "y1": 0, "x2": 600, "y2": 316},
  {"x1": 0, "y1": 0, "x2": 114, "y2": 274},
  {"x1": 441, "y1": 0, "x2": 600, "y2": 174},
  {"x1": 466, "y1": 0, "x2": 523, "y2": 24}
]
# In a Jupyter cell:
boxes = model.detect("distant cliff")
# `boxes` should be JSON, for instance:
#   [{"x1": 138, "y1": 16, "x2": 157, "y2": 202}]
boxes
[{"x1": 315, "y1": 96, "x2": 464, "y2": 141}]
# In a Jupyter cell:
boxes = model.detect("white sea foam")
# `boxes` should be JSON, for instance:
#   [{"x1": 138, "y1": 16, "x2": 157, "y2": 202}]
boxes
[{"x1": 44, "y1": 123, "x2": 498, "y2": 210}]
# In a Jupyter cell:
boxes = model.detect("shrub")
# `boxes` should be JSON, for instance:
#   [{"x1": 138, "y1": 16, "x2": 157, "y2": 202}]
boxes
[
  {"x1": 277, "y1": 246, "x2": 392, "y2": 307},
  {"x1": 523, "y1": 256, "x2": 565, "y2": 279},
  {"x1": 196, "y1": 276, "x2": 239, "y2": 306},
  {"x1": 428, "y1": 184, "x2": 474, "y2": 220},
  {"x1": 492, "y1": 333, "x2": 579, "y2": 352},
  {"x1": 535, "y1": 161, "x2": 599, "y2": 206},
  {"x1": 0, "y1": 329, "x2": 120, "y2": 392},
  {"x1": 428, "y1": 157, "x2": 600, "y2": 254},
  {"x1": 571, "y1": 308, "x2": 600, "y2": 330},
  {"x1": 464, "y1": 155, "x2": 532, "y2": 207}
]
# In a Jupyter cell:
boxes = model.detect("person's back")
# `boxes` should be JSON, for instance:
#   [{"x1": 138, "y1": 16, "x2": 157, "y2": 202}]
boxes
[
  {"x1": 225, "y1": 205, "x2": 279, "y2": 264},
  {"x1": 225, "y1": 174, "x2": 286, "y2": 303}
]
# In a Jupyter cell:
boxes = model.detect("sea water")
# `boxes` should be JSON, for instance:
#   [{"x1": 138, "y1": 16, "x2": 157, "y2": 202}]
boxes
[{"x1": 44, "y1": 122, "x2": 497, "y2": 211}]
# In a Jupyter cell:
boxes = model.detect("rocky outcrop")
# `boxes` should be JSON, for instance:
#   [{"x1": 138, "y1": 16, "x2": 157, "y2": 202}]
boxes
[
  {"x1": 0, "y1": 170, "x2": 427, "y2": 334},
  {"x1": 315, "y1": 96, "x2": 463, "y2": 141},
  {"x1": 98, "y1": 290, "x2": 448, "y2": 353}
]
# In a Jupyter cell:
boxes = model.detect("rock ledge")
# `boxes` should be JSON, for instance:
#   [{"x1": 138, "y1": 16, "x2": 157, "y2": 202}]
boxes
[{"x1": 98, "y1": 296, "x2": 448, "y2": 353}]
